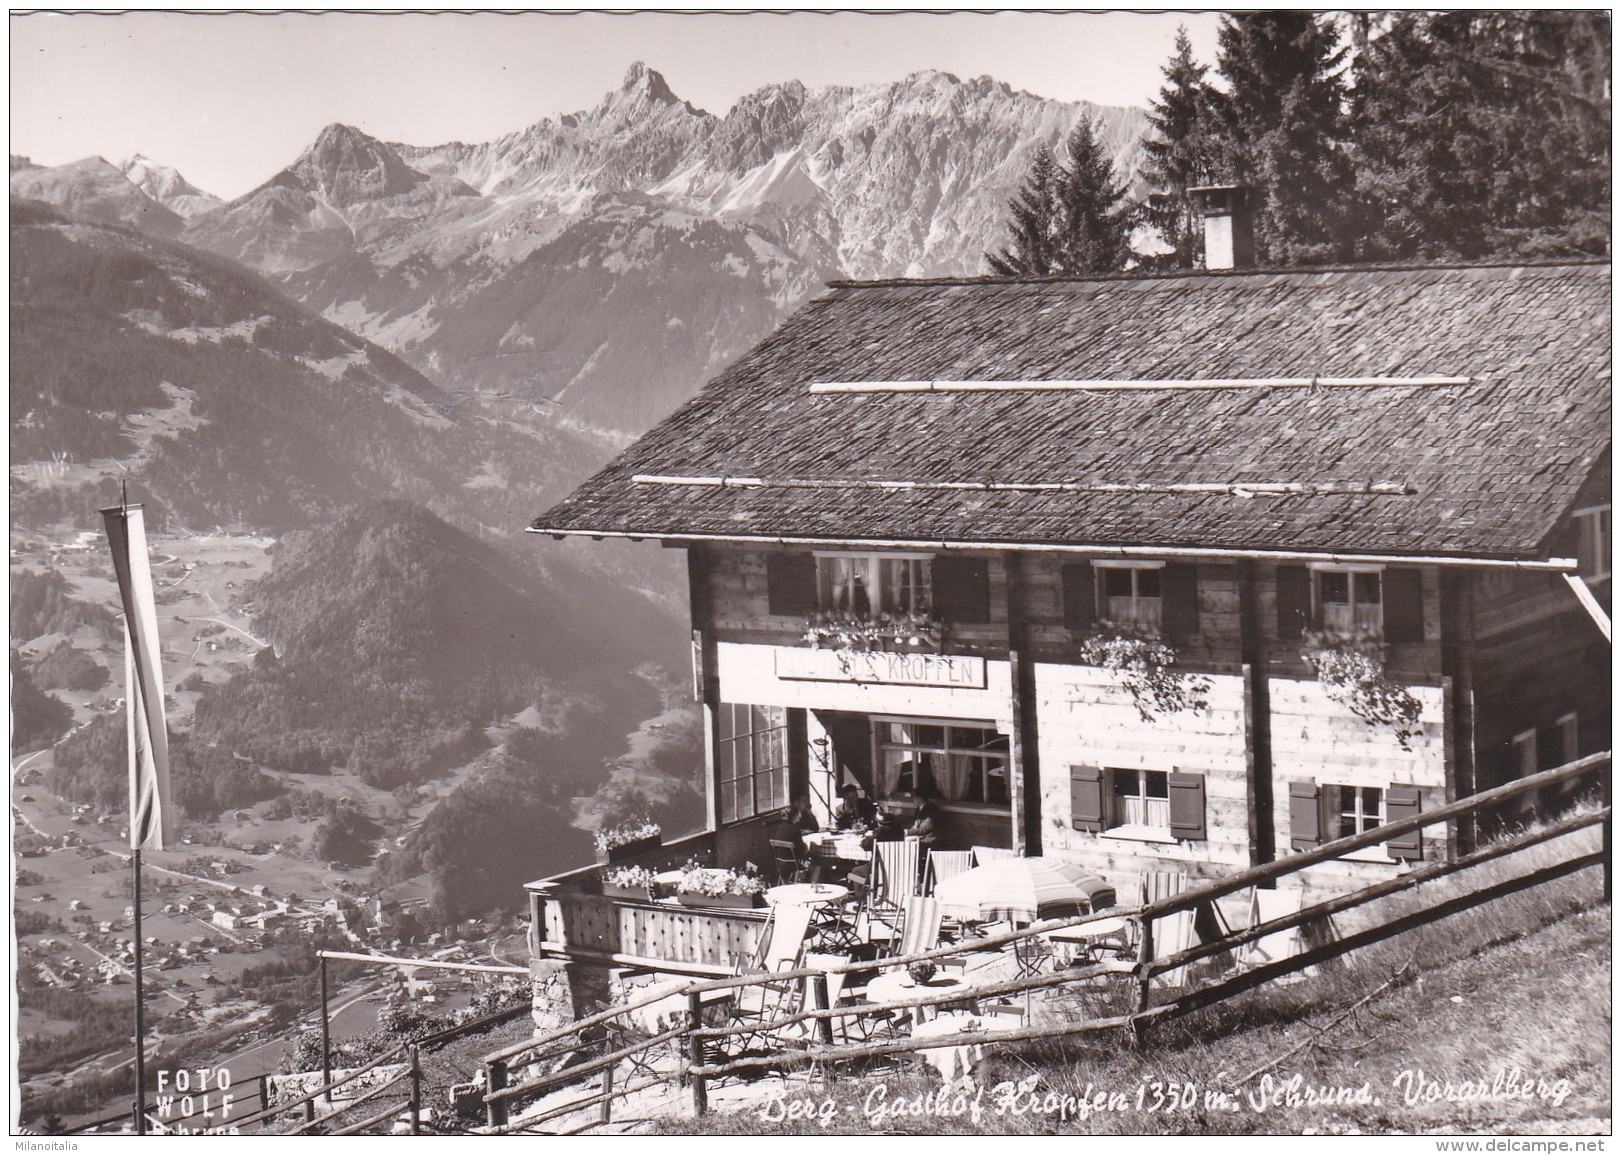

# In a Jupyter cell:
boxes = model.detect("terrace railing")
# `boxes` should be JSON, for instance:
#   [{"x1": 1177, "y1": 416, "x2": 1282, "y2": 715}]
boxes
[{"x1": 483, "y1": 754, "x2": 1608, "y2": 1131}]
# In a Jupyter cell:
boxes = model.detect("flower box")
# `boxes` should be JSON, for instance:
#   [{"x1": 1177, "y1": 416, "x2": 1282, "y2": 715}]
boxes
[
  {"x1": 601, "y1": 882, "x2": 652, "y2": 901},
  {"x1": 677, "y1": 891, "x2": 766, "y2": 911},
  {"x1": 596, "y1": 835, "x2": 661, "y2": 865}
]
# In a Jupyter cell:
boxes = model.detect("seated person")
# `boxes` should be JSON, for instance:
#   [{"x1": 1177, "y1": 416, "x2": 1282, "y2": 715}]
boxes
[
  {"x1": 786, "y1": 796, "x2": 820, "y2": 835},
  {"x1": 832, "y1": 784, "x2": 877, "y2": 831},
  {"x1": 765, "y1": 811, "x2": 808, "y2": 859},
  {"x1": 906, "y1": 797, "x2": 940, "y2": 849},
  {"x1": 871, "y1": 798, "x2": 910, "y2": 843}
]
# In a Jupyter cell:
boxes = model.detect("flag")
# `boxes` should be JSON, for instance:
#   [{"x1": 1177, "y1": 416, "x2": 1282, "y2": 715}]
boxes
[{"x1": 101, "y1": 503, "x2": 177, "y2": 851}]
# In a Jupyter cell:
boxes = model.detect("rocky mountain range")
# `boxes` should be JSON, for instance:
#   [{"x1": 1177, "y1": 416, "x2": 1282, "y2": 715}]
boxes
[{"x1": 14, "y1": 63, "x2": 1148, "y2": 433}]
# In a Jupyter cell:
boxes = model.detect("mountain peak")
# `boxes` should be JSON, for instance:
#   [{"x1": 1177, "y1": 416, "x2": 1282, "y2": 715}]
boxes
[
  {"x1": 261, "y1": 123, "x2": 429, "y2": 208},
  {"x1": 621, "y1": 61, "x2": 678, "y2": 104}
]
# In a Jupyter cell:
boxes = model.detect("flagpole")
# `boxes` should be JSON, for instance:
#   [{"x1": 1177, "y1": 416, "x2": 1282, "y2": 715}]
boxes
[{"x1": 133, "y1": 848, "x2": 148, "y2": 1135}]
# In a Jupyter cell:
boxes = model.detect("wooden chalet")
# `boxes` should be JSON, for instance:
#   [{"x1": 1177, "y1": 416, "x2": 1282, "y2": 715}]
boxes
[{"x1": 526, "y1": 252, "x2": 1610, "y2": 975}]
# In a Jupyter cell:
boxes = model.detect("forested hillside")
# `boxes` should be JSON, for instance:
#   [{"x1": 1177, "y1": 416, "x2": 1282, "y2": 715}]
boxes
[
  {"x1": 10, "y1": 200, "x2": 616, "y2": 535},
  {"x1": 190, "y1": 499, "x2": 677, "y2": 788}
]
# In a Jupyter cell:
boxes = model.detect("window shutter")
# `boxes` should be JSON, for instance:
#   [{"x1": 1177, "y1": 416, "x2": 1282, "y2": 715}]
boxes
[
  {"x1": 1276, "y1": 566, "x2": 1312, "y2": 639},
  {"x1": 1168, "y1": 773, "x2": 1206, "y2": 841},
  {"x1": 1160, "y1": 564, "x2": 1201, "y2": 638},
  {"x1": 1289, "y1": 780, "x2": 1321, "y2": 850},
  {"x1": 932, "y1": 556, "x2": 990, "y2": 623},
  {"x1": 1382, "y1": 568, "x2": 1425, "y2": 643},
  {"x1": 1062, "y1": 562, "x2": 1095, "y2": 631},
  {"x1": 1069, "y1": 764, "x2": 1104, "y2": 832},
  {"x1": 1384, "y1": 785, "x2": 1423, "y2": 861},
  {"x1": 766, "y1": 553, "x2": 817, "y2": 616}
]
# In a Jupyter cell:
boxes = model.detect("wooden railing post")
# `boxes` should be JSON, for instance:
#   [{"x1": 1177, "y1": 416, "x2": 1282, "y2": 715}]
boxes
[
  {"x1": 1131, "y1": 914, "x2": 1154, "y2": 1048},
  {"x1": 687, "y1": 992, "x2": 708, "y2": 1116},
  {"x1": 811, "y1": 973, "x2": 835, "y2": 1046},
  {"x1": 485, "y1": 1059, "x2": 509, "y2": 1129},
  {"x1": 600, "y1": 1057, "x2": 615, "y2": 1125},
  {"x1": 408, "y1": 1045, "x2": 421, "y2": 1136}
]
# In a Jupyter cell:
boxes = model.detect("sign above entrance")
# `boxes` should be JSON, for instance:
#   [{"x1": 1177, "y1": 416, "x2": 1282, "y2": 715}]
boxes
[{"x1": 774, "y1": 648, "x2": 988, "y2": 689}]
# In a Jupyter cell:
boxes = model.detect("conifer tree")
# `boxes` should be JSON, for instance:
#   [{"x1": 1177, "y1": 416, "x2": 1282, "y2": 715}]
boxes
[
  {"x1": 1053, "y1": 114, "x2": 1132, "y2": 274},
  {"x1": 1141, "y1": 26, "x2": 1218, "y2": 268},
  {"x1": 986, "y1": 145, "x2": 1061, "y2": 275},
  {"x1": 1353, "y1": 11, "x2": 1610, "y2": 259},
  {"x1": 1209, "y1": 12, "x2": 1356, "y2": 265}
]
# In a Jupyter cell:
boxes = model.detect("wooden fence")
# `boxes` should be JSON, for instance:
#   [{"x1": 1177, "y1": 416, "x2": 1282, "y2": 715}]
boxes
[{"x1": 478, "y1": 752, "x2": 1609, "y2": 1133}]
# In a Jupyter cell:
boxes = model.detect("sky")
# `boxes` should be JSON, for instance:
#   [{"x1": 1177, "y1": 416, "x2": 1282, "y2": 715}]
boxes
[{"x1": 9, "y1": 9, "x2": 1223, "y2": 200}]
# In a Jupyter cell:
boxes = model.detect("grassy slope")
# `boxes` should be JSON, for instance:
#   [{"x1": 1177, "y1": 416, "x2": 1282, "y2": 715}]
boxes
[{"x1": 661, "y1": 830, "x2": 1610, "y2": 1137}]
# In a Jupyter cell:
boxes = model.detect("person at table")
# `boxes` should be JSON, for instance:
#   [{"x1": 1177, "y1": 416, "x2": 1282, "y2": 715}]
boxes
[
  {"x1": 871, "y1": 798, "x2": 910, "y2": 843},
  {"x1": 767, "y1": 801, "x2": 812, "y2": 858},
  {"x1": 787, "y1": 796, "x2": 819, "y2": 836},
  {"x1": 833, "y1": 784, "x2": 877, "y2": 831},
  {"x1": 907, "y1": 797, "x2": 940, "y2": 849}
]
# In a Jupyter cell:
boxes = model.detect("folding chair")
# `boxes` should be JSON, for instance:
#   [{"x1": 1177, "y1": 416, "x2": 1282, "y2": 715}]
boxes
[
  {"x1": 867, "y1": 837, "x2": 921, "y2": 944},
  {"x1": 770, "y1": 839, "x2": 807, "y2": 885},
  {"x1": 1139, "y1": 871, "x2": 1195, "y2": 987},
  {"x1": 894, "y1": 895, "x2": 942, "y2": 961},
  {"x1": 924, "y1": 849, "x2": 974, "y2": 894},
  {"x1": 801, "y1": 951, "x2": 868, "y2": 1046}
]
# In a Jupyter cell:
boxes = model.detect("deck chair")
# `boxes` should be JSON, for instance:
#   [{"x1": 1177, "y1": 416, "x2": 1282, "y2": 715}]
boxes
[
  {"x1": 868, "y1": 837, "x2": 921, "y2": 941},
  {"x1": 713, "y1": 904, "x2": 818, "y2": 1068},
  {"x1": 802, "y1": 951, "x2": 868, "y2": 1045},
  {"x1": 894, "y1": 895, "x2": 943, "y2": 961},
  {"x1": 972, "y1": 845, "x2": 1016, "y2": 866},
  {"x1": 1139, "y1": 871, "x2": 1197, "y2": 987},
  {"x1": 924, "y1": 850, "x2": 974, "y2": 894},
  {"x1": 1242, "y1": 886, "x2": 1334, "y2": 978}
]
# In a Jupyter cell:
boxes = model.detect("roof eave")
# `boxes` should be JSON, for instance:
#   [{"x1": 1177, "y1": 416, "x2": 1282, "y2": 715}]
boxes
[{"x1": 524, "y1": 524, "x2": 1577, "y2": 571}]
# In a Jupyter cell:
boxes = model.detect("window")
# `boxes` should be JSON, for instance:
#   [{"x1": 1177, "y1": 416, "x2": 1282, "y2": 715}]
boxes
[
  {"x1": 1289, "y1": 780, "x2": 1422, "y2": 861},
  {"x1": 1557, "y1": 713, "x2": 1579, "y2": 766},
  {"x1": 1069, "y1": 765, "x2": 1206, "y2": 841},
  {"x1": 1111, "y1": 768, "x2": 1170, "y2": 830},
  {"x1": 1096, "y1": 561, "x2": 1163, "y2": 631},
  {"x1": 1327, "y1": 784, "x2": 1384, "y2": 840},
  {"x1": 1513, "y1": 729, "x2": 1538, "y2": 778},
  {"x1": 717, "y1": 704, "x2": 789, "y2": 823},
  {"x1": 815, "y1": 553, "x2": 932, "y2": 614},
  {"x1": 1314, "y1": 565, "x2": 1383, "y2": 635},
  {"x1": 1576, "y1": 506, "x2": 1610, "y2": 581},
  {"x1": 1278, "y1": 565, "x2": 1423, "y2": 642},
  {"x1": 873, "y1": 719, "x2": 1009, "y2": 806}
]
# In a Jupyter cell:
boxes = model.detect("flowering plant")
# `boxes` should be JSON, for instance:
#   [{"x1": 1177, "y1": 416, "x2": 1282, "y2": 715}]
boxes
[
  {"x1": 601, "y1": 865, "x2": 655, "y2": 890},
  {"x1": 1300, "y1": 629, "x2": 1422, "y2": 749},
  {"x1": 1077, "y1": 620, "x2": 1211, "y2": 721},
  {"x1": 677, "y1": 865, "x2": 767, "y2": 898},
  {"x1": 803, "y1": 609, "x2": 945, "y2": 654},
  {"x1": 594, "y1": 818, "x2": 662, "y2": 854}
]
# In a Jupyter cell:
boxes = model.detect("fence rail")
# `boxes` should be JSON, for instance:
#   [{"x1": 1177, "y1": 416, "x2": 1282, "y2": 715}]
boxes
[{"x1": 469, "y1": 754, "x2": 1605, "y2": 1130}]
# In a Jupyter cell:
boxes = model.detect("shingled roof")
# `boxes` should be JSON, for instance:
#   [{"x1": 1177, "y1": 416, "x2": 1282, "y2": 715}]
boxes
[{"x1": 532, "y1": 261, "x2": 1610, "y2": 562}]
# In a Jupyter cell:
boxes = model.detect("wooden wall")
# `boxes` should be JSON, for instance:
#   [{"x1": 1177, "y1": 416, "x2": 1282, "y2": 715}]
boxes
[
  {"x1": 1033, "y1": 665, "x2": 1252, "y2": 884},
  {"x1": 1470, "y1": 568, "x2": 1610, "y2": 792},
  {"x1": 691, "y1": 542, "x2": 1602, "y2": 888},
  {"x1": 1268, "y1": 677, "x2": 1447, "y2": 891}
]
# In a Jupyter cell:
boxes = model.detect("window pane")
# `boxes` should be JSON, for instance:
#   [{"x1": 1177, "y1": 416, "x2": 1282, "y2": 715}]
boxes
[
  {"x1": 1145, "y1": 771, "x2": 1169, "y2": 799},
  {"x1": 1320, "y1": 572, "x2": 1349, "y2": 604},
  {"x1": 1358, "y1": 573, "x2": 1381, "y2": 605},
  {"x1": 1103, "y1": 568, "x2": 1133, "y2": 598},
  {"x1": 912, "y1": 725, "x2": 945, "y2": 748},
  {"x1": 1136, "y1": 568, "x2": 1161, "y2": 598}
]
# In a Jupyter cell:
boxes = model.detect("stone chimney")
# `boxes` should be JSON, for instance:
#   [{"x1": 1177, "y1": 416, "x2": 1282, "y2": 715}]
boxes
[{"x1": 1189, "y1": 185, "x2": 1255, "y2": 270}]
